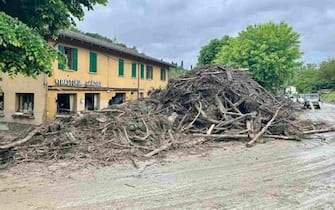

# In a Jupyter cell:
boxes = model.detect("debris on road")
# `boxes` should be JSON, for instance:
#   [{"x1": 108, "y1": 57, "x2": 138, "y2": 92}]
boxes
[{"x1": 0, "y1": 65, "x2": 333, "y2": 167}]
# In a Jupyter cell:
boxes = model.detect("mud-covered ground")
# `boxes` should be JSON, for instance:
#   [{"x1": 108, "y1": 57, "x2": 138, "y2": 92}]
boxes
[{"x1": 0, "y1": 103, "x2": 335, "y2": 210}]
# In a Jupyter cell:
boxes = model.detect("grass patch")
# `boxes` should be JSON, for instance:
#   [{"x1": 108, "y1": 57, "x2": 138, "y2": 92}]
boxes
[{"x1": 320, "y1": 92, "x2": 335, "y2": 102}]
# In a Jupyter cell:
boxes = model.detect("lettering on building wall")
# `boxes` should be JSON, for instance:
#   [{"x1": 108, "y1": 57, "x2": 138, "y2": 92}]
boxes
[
  {"x1": 55, "y1": 79, "x2": 102, "y2": 87},
  {"x1": 55, "y1": 79, "x2": 82, "y2": 87},
  {"x1": 85, "y1": 80, "x2": 102, "y2": 87}
]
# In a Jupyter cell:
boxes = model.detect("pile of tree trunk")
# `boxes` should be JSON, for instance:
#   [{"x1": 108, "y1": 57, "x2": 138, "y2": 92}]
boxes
[{"x1": 0, "y1": 65, "x2": 333, "y2": 166}]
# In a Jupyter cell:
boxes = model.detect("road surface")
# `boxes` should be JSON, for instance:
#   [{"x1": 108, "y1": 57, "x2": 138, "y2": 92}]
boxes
[{"x1": 0, "y1": 104, "x2": 335, "y2": 209}]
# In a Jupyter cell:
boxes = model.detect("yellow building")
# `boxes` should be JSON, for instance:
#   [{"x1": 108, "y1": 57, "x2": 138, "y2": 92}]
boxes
[{"x1": 0, "y1": 31, "x2": 172, "y2": 125}]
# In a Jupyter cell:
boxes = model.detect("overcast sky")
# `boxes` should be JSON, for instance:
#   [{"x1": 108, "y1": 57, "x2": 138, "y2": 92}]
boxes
[{"x1": 77, "y1": 0, "x2": 335, "y2": 69}]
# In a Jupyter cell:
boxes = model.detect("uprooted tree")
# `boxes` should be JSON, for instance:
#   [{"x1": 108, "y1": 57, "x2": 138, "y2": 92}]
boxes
[{"x1": 213, "y1": 22, "x2": 302, "y2": 91}]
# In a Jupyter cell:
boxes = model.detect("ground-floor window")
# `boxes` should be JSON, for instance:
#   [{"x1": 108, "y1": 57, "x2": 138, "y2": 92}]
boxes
[
  {"x1": 16, "y1": 93, "x2": 34, "y2": 114},
  {"x1": 57, "y1": 94, "x2": 76, "y2": 114},
  {"x1": 85, "y1": 93, "x2": 100, "y2": 110},
  {"x1": 0, "y1": 93, "x2": 4, "y2": 113},
  {"x1": 108, "y1": 93, "x2": 125, "y2": 105}
]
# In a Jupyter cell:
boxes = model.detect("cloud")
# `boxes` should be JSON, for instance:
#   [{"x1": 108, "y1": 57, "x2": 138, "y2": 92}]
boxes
[{"x1": 77, "y1": 0, "x2": 335, "y2": 68}]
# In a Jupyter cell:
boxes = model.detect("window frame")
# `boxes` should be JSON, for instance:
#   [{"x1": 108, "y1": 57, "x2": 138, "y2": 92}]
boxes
[
  {"x1": 16, "y1": 93, "x2": 34, "y2": 115},
  {"x1": 160, "y1": 68, "x2": 166, "y2": 81},
  {"x1": 0, "y1": 92, "x2": 4, "y2": 116},
  {"x1": 146, "y1": 65, "x2": 153, "y2": 80},
  {"x1": 140, "y1": 64, "x2": 145, "y2": 79},
  {"x1": 131, "y1": 62, "x2": 137, "y2": 78},
  {"x1": 118, "y1": 58, "x2": 124, "y2": 77},
  {"x1": 89, "y1": 51, "x2": 97, "y2": 73},
  {"x1": 58, "y1": 44, "x2": 78, "y2": 71}
]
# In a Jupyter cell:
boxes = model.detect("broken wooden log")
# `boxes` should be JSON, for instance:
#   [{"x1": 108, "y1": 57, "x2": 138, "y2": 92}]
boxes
[
  {"x1": 246, "y1": 106, "x2": 282, "y2": 147},
  {"x1": 0, "y1": 127, "x2": 40, "y2": 150},
  {"x1": 302, "y1": 127, "x2": 335, "y2": 135},
  {"x1": 144, "y1": 143, "x2": 173, "y2": 158}
]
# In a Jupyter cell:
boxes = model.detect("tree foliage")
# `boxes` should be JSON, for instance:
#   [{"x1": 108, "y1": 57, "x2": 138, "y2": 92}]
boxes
[
  {"x1": 0, "y1": 0, "x2": 107, "y2": 77},
  {"x1": 293, "y1": 64, "x2": 319, "y2": 93},
  {"x1": 0, "y1": 12, "x2": 58, "y2": 77},
  {"x1": 318, "y1": 58, "x2": 335, "y2": 83},
  {"x1": 0, "y1": 0, "x2": 107, "y2": 38},
  {"x1": 169, "y1": 66, "x2": 187, "y2": 79},
  {"x1": 71, "y1": 27, "x2": 139, "y2": 52},
  {"x1": 197, "y1": 36, "x2": 230, "y2": 65},
  {"x1": 214, "y1": 22, "x2": 302, "y2": 91},
  {"x1": 292, "y1": 60, "x2": 335, "y2": 93}
]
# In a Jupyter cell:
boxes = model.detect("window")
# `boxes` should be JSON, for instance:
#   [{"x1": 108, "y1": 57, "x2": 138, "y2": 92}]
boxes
[
  {"x1": 0, "y1": 93, "x2": 4, "y2": 114},
  {"x1": 108, "y1": 93, "x2": 125, "y2": 105},
  {"x1": 131, "y1": 63, "x2": 137, "y2": 78},
  {"x1": 57, "y1": 94, "x2": 76, "y2": 114},
  {"x1": 85, "y1": 93, "x2": 100, "y2": 110},
  {"x1": 89, "y1": 52, "x2": 97, "y2": 73},
  {"x1": 118, "y1": 59, "x2": 124, "y2": 76},
  {"x1": 16, "y1": 93, "x2": 34, "y2": 114},
  {"x1": 58, "y1": 44, "x2": 78, "y2": 71},
  {"x1": 140, "y1": 64, "x2": 145, "y2": 79},
  {"x1": 160, "y1": 68, "x2": 166, "y2": 81},
  {"x1": 146, "y1": 65, "x2": 153, "y2": 80}
]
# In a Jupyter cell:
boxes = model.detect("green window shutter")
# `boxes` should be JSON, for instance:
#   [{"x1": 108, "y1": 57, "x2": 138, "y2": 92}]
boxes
[
  {"x1": 131, "y1": 63, "x2": 137, "y2": 78},
  {"x1": 58, "y1": 44, "x2": 64, "y2": 70},
  {"x1": 73, "y1": 48, "x2": 78, "y2": 71},
  {"x1": 89, "y1": 52, "x2": 97, "y2": 73},
  {"x1": 146, "y1": 65, "x2": 149, "y2": 79},
  {"x1": 140, "y1": 64, "x2": 144, "y2": 79},
  {"x1": 151, "y1": 67, "x2": 153, "y2": 79},
  {"x1": 118, "y1": 59, "x2": 124, "y2": 76},
  {"x1": 160, "y1": 68, "x2": 164, "y2": 81}
]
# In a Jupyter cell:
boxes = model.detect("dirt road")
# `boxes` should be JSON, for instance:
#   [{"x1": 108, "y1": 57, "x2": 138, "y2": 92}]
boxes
[{"x1": 1, "y1": 104, "x2": 335, "y2": 209}]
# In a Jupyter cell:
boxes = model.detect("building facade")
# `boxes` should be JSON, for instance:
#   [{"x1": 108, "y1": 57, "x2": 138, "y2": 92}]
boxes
[{"x1": 0, "y1": 31, "x2": 172, "y2": 124}]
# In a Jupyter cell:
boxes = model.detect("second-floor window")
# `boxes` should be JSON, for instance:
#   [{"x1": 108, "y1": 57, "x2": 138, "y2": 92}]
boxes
[
  {"x1": 140, "y1": 64, "x2": 145, "y2": 79},
  {"x1": 58, "y1": 44, "x2": 78, "y2": 71},
  {"x1": 131, "y1": 62, "x2": 137, "y2": 78},
  {"x1": 118, "y1": 59, "x2": 124, "y2": 76},
  {"x1": 160, "y1": 68, "x2": 166, "y2": 81},
  {"x1": 146, "y1": 65, "x2": 153, "y2": 80},
  {"x1": 89, "y1": 52, "x2": 97, "y2": 73}
]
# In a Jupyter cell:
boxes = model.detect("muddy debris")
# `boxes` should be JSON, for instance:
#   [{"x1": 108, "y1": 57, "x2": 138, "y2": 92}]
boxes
[{"x1": 0, "y1": 64, "x2": 332, "y2": 167}]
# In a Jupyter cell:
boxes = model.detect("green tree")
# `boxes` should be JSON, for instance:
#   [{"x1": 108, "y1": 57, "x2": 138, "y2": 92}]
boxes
[
  {"x1": 312, "y1": 58, "x2": 335, "y2": 91},
  {"x1": 215, "y1": 22, "x2": 302, "y2": 91},
  {"x1": 70, "y1": 27, "x2": 140, "y2": 52},
  {"x1": 293, "y1": 64, "x2": 319, "y2": 93},
  {"x1": 318, "y1": 58, "x2": 335, "y2": 83},
  {"x1": 0, "y1": 12, "x2": 58, "y2": 77},
  {"x1": 0, "y1": 0, "x2": 107, "y2": 38},
  {"x1": 169, "y1": 66, "x2": 187, "y2": 79},
  {"x1": 0, "y1": 0, "x2": 107, "y2": 76},
  {"x1": 198, "y1": 36, "x2": 230, "y2": 65}
]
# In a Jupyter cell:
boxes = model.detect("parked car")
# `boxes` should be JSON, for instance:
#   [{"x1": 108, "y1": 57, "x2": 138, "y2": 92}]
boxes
[
  {"x1": 303, "y1": 93, "x2": 321, "y2": 109},
  {"x1": 297, "y1": 94, "x2": 305, "y2": 103}
]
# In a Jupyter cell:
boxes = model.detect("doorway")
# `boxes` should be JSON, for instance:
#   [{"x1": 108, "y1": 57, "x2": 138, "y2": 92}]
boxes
[
  {"x1": 57, "y1": 94, "x2": 76, "y2": 114},
  {"x1": 85, "y1": 93, "x2": 100, "y2": 110}
]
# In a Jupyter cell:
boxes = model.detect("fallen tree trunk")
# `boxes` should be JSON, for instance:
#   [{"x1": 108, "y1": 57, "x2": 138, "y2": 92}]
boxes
[
  {"x1": 0, "y1": 127, "x2": 40, "y2": 150},
  {"x1": 302, "y1": 127, "x2": 335, "y2": 135},
  {"x1": 246, "y1": 106, "x2": 282, "y2": 147},
  {"x1": 144, "y1": 143, "x2": 173, "y2": 158}
]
